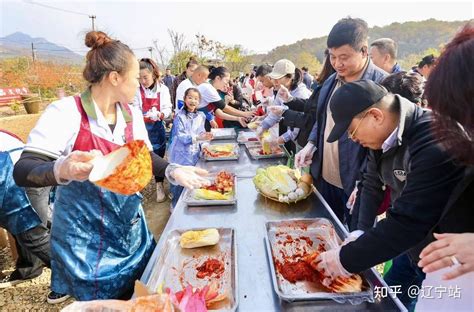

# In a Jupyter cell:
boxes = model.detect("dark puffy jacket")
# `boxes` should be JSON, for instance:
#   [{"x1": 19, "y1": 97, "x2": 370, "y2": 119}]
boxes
[
  {"x1": 340, "y1": 98, "x2": 466, "y2": 273},
  {"x1": 281, "y1": 85, "x2": 322, "y2": 147}
]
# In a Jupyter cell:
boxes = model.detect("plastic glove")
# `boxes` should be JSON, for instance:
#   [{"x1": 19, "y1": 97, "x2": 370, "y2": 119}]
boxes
[
  {"x1": 268, "y1": 105, "x2": 286, "y2": 117},
  {"x1": 255, "y1": 126, "x2": 264, "y2": 137},
  {"x1": 294, "y1": 142, "x2": 317, "y2": 168},
  {"x1": 210, "y1": 120, "x2": 219, "y2": 129},
  {"x1": 315, "y1": 247, "x2": 351, "y2": 287},
  {"x1": 145, "y1": 107, "x2": 161, "y2": 121},
  {"x1": 342, "y1": 230, "x2": 364, "y2": 246},
  {"x1": 277, "y1": 85, "x2": 294, "y2": 103},
  {"x1": 54, "y1": 150, "x2": 101, "y2": 184},
  {"x1": 346, "y1": 185, "x2": 358, "y2": 211},
  {"x1": 171, "y1": 166, "x2": 211, "y2": 189},
  {"x1": 197, "y1": 132, "x2": 213, "y2": 141}
]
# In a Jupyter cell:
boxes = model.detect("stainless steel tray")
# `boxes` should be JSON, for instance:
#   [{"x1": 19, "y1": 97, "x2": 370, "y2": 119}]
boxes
[
  {"x1": 184, "y1": 174, "x2": 237, "y2": 206},
  {"x1": 264, "y1": 218, "x2": 374, "y2": 302},
  {"x1": 146, "y1": 227, "x2": 238, "y2": 311},
  {"x1": 245, "y1": 142, "x2": 287, "y2": 159},
  {"x1": 202, "y1": 143, "x2": 240, "y2": 161},
  {"x1": 236, "y1": 131, "x2": 259, "y2": 144},
  {"x1": 211, "y1": 128, "x2": 237, "y2": 140}
]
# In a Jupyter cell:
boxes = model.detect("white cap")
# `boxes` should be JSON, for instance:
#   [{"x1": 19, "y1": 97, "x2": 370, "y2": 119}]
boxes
[{"x1": 268, "y1": 59, "x2": 296, "y2": 79}]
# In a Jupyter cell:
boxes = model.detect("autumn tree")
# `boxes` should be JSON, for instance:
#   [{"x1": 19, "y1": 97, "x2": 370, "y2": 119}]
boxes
[
  {"x1": 295, "y1": 52, "x2": 322, "y2": 76},
  {"x1": 168, "y1": 50, "x2": 197, "y2": 75},
  {"x1": 222, "y1": 45, "x2": 251, "y2": 77}
]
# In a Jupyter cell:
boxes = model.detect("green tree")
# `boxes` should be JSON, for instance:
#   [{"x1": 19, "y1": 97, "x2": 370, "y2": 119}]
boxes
[
  {"x1": 168, "y1": 50, "x2": 197, "y2": 74},
  {"x1": 295, "y1": 52, "x2": 322, "y2": 75},
  {"x1": 399, "y1": 47, "x2": 441, "y2": 70},
  {"x1": 222, "y1": 45, "x2": 251, "y2": 77}
]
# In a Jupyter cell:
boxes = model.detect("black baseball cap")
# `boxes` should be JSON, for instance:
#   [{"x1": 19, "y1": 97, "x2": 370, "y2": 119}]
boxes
[{"x1": 327, "y1": 80, "x2": 388, "y2": 143}]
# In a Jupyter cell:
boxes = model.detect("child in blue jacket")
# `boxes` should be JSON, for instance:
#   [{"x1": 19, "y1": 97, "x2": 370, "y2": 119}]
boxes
[{"x1": 168, "y1": 88, "x2": 212, "y2": 208}]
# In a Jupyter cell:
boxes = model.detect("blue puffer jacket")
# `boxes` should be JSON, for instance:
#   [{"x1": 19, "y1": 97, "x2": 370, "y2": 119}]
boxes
[
  {"x1": 168, "y1": 109, "x2": 207, "y2": 166},
  {"x1": 307, "y1": 60, "x2": 387, "y2": 195}
]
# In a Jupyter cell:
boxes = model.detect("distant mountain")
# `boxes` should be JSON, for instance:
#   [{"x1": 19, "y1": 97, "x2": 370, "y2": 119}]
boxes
[
  {"x1": 0, "y1": 32, "x2": 84, "y2": 64},
  {"x1": 251, "y1": 19, "x2": 469, "y2": 64}
]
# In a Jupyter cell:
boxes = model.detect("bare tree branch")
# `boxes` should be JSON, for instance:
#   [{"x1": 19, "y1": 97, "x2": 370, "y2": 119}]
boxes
[
  {"x1": 168, "y1": 29, "x2": 188, "y2": 55},
  {"x1": 152, "y1": 39, "x2": 169, "y2": 67}
]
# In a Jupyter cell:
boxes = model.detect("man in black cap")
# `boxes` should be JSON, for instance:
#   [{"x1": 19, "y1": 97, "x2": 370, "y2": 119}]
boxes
[{"x1": 312, "y1": 80, "x2": 465, "y2": 311}]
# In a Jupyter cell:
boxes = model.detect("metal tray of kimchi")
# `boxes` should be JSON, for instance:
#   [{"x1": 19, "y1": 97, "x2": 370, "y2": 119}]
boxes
[
  {"x1": 211, "y1": 128, "x2": 237, "y2": 140},
  {"x1": 146, "y1": 227, "x2": 238, "y2": 311},
  {"x1": 244, "y1": 142, "x2": 287, "y2": 160},
  {"x1": 236, "y1": 131, "x2": 259, "y2": 144},
  {"x1": 184, "y1": 172, "x2": 237, "y2": 206},
  {"x1": 264, "y1": 218, "x2": 374, "y2": 303},
  {"x1": 202, "y1": 143, "x2": 240, "y2": 161}
]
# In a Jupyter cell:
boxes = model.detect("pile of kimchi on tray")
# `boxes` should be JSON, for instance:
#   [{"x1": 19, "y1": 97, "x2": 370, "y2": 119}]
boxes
[
  {"x1": 265, "y1": 218, "x2": 374, "y2": 303},
  {"x1": 146, "y1": 228, "x2": 238, "y2": 311},
  {"x1": 202, "y1": 143, "x2": 239, "y2": 161},
  {"x1": 184, "y1": 171, "x2": 237, "y2": 206}
]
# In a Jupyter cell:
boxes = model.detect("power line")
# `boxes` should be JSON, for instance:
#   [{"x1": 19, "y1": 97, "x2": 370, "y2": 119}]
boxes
[{"x1": 23, "y1": 0, "x2": 90, "y2": 17}]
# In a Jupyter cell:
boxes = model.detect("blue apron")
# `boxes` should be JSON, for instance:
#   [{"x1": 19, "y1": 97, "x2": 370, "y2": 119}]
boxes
[
  {"x1": 50, "y1": 182, "x2": 155, "y2": 300},
  {"x1": 49, "y1": 90, "x2": 155, "y2": 300},
  {"x1": 0, "y1": 150, "x2": 41, "y2": 235},
  {"x1": 145, "y1": 121, "x2": 166, "y2": 152},
  {"x1": 140, "y1": 85, "x2": 167, "y2": 153}
]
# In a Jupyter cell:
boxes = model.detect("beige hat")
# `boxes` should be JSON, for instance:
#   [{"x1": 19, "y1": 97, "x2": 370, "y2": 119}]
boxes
[{"x1": 268, "y1": 59, "x2": 296, "y2": 79}]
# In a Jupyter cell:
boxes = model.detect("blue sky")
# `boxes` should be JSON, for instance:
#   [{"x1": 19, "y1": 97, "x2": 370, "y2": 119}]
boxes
[{"x1": 1, "y1": 0, "x2": 472, "y2": 59}]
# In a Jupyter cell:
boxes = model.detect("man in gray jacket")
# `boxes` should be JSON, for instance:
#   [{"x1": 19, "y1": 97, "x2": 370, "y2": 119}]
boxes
[{"x1": 295, "y1": 17, "x2": 386, "y2": 223}]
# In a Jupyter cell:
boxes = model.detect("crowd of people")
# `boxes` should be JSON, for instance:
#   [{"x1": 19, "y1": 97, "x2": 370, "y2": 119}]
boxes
[{"x1": 0, "y1": 16, "x2": 472, "y2": 312}]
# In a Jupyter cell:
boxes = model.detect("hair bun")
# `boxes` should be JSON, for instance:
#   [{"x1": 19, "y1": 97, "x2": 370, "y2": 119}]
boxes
[{"x1": 85, "y1": 31, "x2": 112, "y2": 49}]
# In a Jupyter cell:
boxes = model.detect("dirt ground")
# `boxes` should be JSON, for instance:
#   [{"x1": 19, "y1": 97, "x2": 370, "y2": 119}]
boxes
[{"x1": 0, "y1": 111, "x2": 172, "y2": 311}]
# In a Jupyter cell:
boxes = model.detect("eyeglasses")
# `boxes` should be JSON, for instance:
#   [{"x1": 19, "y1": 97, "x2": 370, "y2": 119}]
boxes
[{"x1": 348, "y1": 110, "x2": 370, "y2": 140}]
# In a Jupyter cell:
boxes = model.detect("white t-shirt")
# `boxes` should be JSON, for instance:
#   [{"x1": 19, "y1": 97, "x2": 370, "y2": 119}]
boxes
[
  {"x1": 175, "y1": 78, "x2": 196, "y2": 109},
  {"x1": 25, "y1": 96, "x2": 152, "y2": 159},
  {"x1": 132, "y1": 83, "x2": 172, "y2": 119},
  {"x1": 197, "y1": 83, "x2": 222, "y2": 109},
  {"x1": 0, "y1": 132, "x2": 24, "y2": 164}
]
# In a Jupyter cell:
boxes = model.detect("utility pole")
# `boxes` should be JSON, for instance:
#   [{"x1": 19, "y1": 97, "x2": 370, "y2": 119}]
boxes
[
  {"x1": 148, "y1": 47, "x2": 153, "y2": 59},
  {"x1": 89, "y1": 15, "x2": 96, "y2": 30},
  {"x1": 31, "y1": 42, "x2": 36, "y2": 62}
]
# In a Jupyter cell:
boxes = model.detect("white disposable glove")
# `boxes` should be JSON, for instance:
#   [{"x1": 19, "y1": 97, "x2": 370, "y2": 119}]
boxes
[
  {"x1": 342, "y1": 230, "x2": 364, "y2": 246},
  {"x1": 315, "y1": 247, "x2": 351, "y2": 287},
  {"x1": 197, "y1": 132, "x2": 213, "y2": 142},
  {"x1": 346, "y1": 185, "x2": 358, "y2": 211},
  {"x1": 145, "y1": 107, "x2": 161, "y2": 121},
  {"x1": 170, "y1": 166, "x2": 211, "y2": 189},
  {"x1": 54, "y1": 150, "x2": 101, "y2": 184},
  {"x1": 295, "y1": 142, "x2": 317, "y2": 168},
  {"x1": 277, "y1": 85, "x2": 293, "y2": 103},
  {"x1": 267, "y1": 105, "x2": 286, "y2": 117}
]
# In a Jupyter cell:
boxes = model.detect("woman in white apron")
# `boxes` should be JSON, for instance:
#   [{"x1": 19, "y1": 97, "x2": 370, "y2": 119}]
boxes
[
  {"x1": 132, "y1": 58, "x2": 172, "y2": 202},
  {"x1": 13, "y1": 31, "x2": 209, "y2": 301}
]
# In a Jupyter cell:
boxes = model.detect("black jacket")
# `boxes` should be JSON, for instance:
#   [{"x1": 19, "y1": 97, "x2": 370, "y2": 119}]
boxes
[
  {"x1": 408, "y1": 167, "x2": 474, "y2": 261},
  {"x1": 340, "y1": 97, "x2": 466, "y2": 273},
  {"x1": 281, "y1": 85, "x2": 321, "y2": 147}
]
